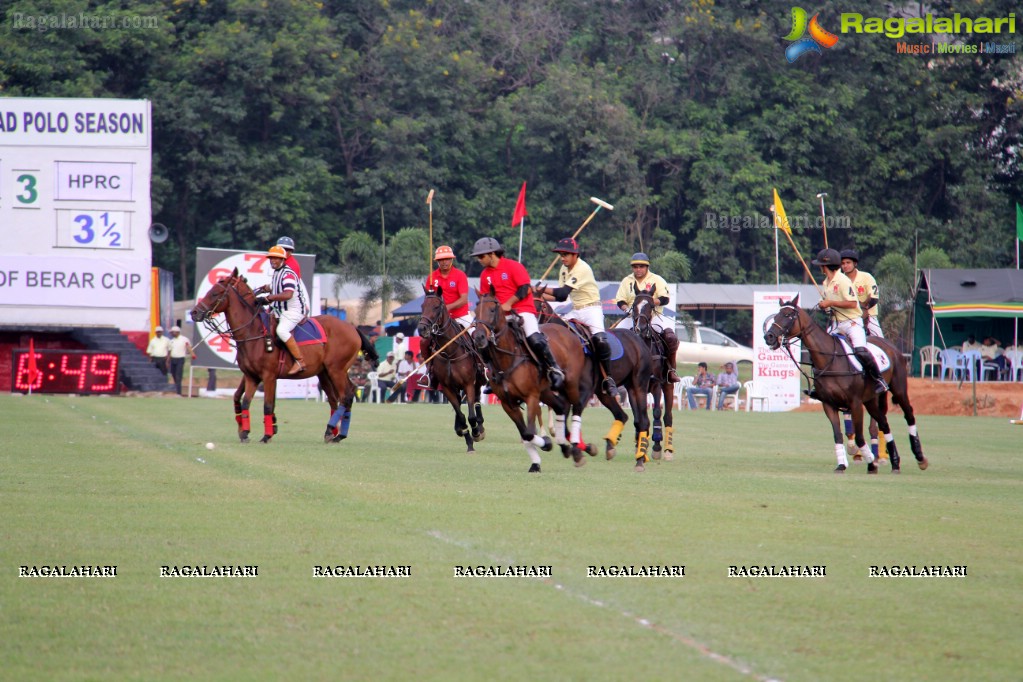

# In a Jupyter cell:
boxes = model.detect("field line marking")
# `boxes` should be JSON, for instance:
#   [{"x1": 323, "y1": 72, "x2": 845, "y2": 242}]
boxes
[{"x1": 427, "y1": 530, "x2": 782, "y2": 682}]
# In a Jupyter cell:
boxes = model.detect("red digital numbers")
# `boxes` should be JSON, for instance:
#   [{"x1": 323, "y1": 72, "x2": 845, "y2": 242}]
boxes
[{"x1": 12, "y1": 350, "x2": 120, "y2": 394}]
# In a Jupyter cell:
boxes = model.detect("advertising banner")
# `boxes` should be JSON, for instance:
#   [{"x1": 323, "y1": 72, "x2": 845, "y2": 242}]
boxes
[{"x1": 752, "y1": 291, "x2": 803, "y2": 411}]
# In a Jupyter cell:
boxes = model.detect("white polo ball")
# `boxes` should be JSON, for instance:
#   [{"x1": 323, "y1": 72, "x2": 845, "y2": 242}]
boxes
[{"x1": 205, "y1": 442, "x2": 215, "y2": 450}]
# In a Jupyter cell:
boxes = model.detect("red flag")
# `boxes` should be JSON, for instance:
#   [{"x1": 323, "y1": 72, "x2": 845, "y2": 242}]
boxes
[
  {"x1": 511, "y1": 181, "x2": 527, "y2": 226},
  {"x1": 27, "y1": 338, "x2": 39, "y2": 385}
]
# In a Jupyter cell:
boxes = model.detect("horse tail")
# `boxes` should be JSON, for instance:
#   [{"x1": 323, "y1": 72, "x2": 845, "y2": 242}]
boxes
[{"x1": 357, "y1": 327, "x2": 380, "y2": 366}]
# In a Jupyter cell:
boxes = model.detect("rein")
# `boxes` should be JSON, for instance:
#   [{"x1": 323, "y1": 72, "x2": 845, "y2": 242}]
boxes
[
  {"x1": 770, "y1": 307, "x2": 862, "y2": 384},
  {"x1": 196, "y1": 279, "x2": 269, "y2": 347}
]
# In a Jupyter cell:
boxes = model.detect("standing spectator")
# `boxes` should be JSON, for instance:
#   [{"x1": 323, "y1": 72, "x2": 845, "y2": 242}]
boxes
[
  {"x1": 409, "y1": 353, "x2": 433, "y2": 403},
  {"x1": 387, "y1": 350, "x2": 415, "y2": 403},
  {"x1": 685, "y1": 362, "x2": 716, "y2": 410},
  {"x1": 146, "y1": 325, "x2": 171, "y2": 379},
  {"x1": 376, "y1": 351, "x2": 397, "y2": 400},
  {"x1": 392, "y1": 332, "x2": 409, "y2": 360},
  {"x1": 168, "y1": 325, "x2": 196, "y2": 395},
  {"x1": 714, "y1": 362, "x2": 740, "y2": 410}
]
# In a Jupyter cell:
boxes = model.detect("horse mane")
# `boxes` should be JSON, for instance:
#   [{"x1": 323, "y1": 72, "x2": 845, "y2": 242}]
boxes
[{"x1": 356, "y1": 327, "x2": 379, "y2": 366}]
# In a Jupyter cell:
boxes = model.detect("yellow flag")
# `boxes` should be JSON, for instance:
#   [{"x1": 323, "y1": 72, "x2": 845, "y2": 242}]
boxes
[{"x1": 773, "y1": 188, "x2": 792, "y2": 236}]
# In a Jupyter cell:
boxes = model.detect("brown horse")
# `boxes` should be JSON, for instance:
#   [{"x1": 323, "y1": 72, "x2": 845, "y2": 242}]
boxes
[
  {"x1": 763, "y1": 295, "x2": 927, "y2": 473},
  {"x1": 630, "y1": 289, "x2": 676, "y2": 460},
  {"x1": 536, "y1": 299, "x2": 653, "y2": 467},
  {"x1": 473, "y1": 290, "x2": 596, "y2": 472},
  {"x1": 418, "y1": 286, "x2": 487, "y2": 452},
  {"x1": 190, "y1": 269, "x2": 377, "y2": 444}
]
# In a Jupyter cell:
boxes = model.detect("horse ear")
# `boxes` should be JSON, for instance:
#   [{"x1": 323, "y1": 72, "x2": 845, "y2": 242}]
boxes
[
  {"x1": 231, "y1": 267, "x2": 240, "y2": 277},
  {"x1": 632, "y1": 282, "x2": 639, "y2": 295},
  {"x1": 422, "y1": 282, "x2": 428, "y2": 294},
  {"x1": 489, "y1": 283, "x2": 496, "y2": 296}
]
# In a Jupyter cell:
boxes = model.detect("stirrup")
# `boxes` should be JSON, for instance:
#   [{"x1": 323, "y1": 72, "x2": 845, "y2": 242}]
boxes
[
  {"x1": 548, "y1": 368, "x2": 565, "y2": 390},
  {"x1": 667, "y1": 368, "x2": 680, "y2": 383},
  {"x1": 602, "y1": 376, "x2": 617, "y2": 393},
  {"x1": 874, "y1": 379, "x2": 888, "y2": 394}
]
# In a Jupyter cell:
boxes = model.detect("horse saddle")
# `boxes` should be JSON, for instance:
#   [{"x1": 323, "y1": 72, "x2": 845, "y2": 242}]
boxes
[
  {"x1": 832, "y1": 335, "x2": 891, "y2": 373},
  {"x1": 259, "y1": 312, "x2": 327, "y2": 346},
  {"x1": 562, "y1": 321, "x2": 625, "y2": 361}
]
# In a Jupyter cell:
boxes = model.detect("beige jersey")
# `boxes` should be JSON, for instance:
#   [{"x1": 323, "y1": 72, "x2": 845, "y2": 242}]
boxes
[
  {"x1": 849, "y1": 270, "x2": 879, "y2": 316},
  {"x1": 615, "y1": 271, "x2": 670, "y2": 314},
  {"x1": 559, "y1": 258, "x2": 601, "y2": 309},
  {"x1": 823, "y1": 270, "x2": 861, "y2": 322}
]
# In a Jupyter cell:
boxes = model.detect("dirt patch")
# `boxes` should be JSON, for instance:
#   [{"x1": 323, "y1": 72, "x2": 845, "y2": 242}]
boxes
[{"x1": 796, "y1": 378, "x2": 1023, "y2": 418}]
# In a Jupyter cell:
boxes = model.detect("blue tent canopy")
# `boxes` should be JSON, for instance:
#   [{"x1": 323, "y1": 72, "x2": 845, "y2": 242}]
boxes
[{"x1": 392, "y1": 290, "x2": 480, "y2": 316}]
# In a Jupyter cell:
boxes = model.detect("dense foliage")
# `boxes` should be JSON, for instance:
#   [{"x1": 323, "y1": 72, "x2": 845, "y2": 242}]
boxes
[{"x1": 3, "y1": 0, "x2": 1020, "y2": 301}]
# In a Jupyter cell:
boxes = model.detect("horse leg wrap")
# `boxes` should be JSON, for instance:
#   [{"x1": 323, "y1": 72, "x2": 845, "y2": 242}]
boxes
[
  {"x1": 844, "y1": 415, "x2": 853, "y2": 439},
  {"x1": 241, "y1": 410, "x2": 251, "y2": 433},
  {"x1": 870, "y1": 438, "x2": 879, "y2": 459},
  {"x1": 603, "y1": 419, "x2": 625, "y2": 445},
  {"x1": 554, "y1": 415, "x2": 567, "y2": 445},
  {"x1": 235, "y1": 410, "x2": 244, "y2": 428},
  {"x1": 339, "y1": 408, "x2": 353, "y2": 438},
  {"x1": 570, "y1": 415, "x2": 582, "y2": 445},
  {"x1": 328, "y1": 409, "x2": 339, "y2": 436},
  {"x1": 272, "y1": 414, "x2": 278, "y2": 435},
  {"x1": 635, "y1": 431, "x2": 650, "y2": 463},
  {"x1": 651, "y1": 407, "x2": 663, "y2": 444},
  {"x1": 263, "y1": 414, "x2": 274, "y2": 438},
  {"x1": 327, "y1": 405, "x2": 344, "y2": 430},
  {"x1": 885, "y1": 434, "x2": 901, "y2": 470},
  {"x1": 664, "y1": 426, "x2": 674, "y2": 454},
  {"x1": 909, "y1": 434, "x2": 923, "y2": 458}
]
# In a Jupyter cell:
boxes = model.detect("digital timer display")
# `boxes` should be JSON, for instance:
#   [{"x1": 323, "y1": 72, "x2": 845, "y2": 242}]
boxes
[{"x1": 12, "y1": 349, "x2": 120, "y2": 395}]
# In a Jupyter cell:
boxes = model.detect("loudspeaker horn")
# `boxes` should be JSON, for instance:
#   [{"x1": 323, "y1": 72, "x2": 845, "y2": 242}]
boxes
[{"x1": 149, "y1": 223, "x2": 169, "y2": 244}]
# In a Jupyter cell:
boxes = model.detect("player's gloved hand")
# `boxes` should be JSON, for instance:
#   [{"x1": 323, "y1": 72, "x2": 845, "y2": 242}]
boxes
[{"x1": 254, "y1": 295, "x2": 270, "y2": 306}]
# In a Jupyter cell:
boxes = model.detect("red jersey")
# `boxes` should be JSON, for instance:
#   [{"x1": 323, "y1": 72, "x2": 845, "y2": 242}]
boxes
[
  {"x1": 285, "y1": 255, "x2": 302, "y2": 277},
  {"x1": 426, "y1": 267, "x2": 470, "y2": 318},
  {"x1": 480, "y1": 257, "x2": 535, "y2": 316}
]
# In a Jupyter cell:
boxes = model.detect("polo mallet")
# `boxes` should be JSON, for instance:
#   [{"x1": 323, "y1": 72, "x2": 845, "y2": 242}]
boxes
[
  {"x1": 389, "y1": 323, "x2": 473, "y2": 392},
  {"x1": 426, "y1": 189, "x2": 435, "y2": 273},
  {"x1": 538, "y1": 197, "x2": 614, "y2": 281},
  {"x1": 816, "y1": 192, "x2": 829, "y2": 249}
]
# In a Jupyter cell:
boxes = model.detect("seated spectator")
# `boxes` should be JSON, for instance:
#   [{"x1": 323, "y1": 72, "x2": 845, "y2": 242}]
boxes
[
  {"x1": 686, "y1": 362, "x2": 716, "y2": 410},
  {"x1": 961, "y1": 334, "x2": 982, "y2": 353},
  {"x1": 715, "y1": 362, "x2": 740, "y2": 409},
  {"x1": 409, "y1": 353, "x2": 436, "y2": 403},
  {"x1": 348, "y1": 357, "x2": 370, "y2": 402},
  {"x1": 386, "y1": 350, "x2": 415, "y2": 403},
  {"x1": 981, "y1": 337, "x2": 1008, "y2": 377},
  {"x1": 376, "y1": 351, "x2": 397, "y2": 400}
]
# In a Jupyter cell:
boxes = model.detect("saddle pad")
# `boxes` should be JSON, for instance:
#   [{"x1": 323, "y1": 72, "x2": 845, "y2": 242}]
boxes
[
  {"x1": 566, "y1": 321, "x2": 624, "y2": 361},
  {"x1": 294, "y1": 317, "x2": 327, "y2": 346},
  {"x1": 833, "y1": 335, "x2": 891, "y2": 373}
]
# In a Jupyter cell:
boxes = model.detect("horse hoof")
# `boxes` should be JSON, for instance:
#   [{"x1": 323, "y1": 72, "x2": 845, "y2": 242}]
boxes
[
  {"x1": 586, "y1": 443, "x2": 597, "y2": 457},
  {"x1": 651, "y1": 450, "x2": 662, "y2": 461},
  {"x1": 652, "y1": 443, "x2": 662, "y2": 453},
  {"x1": 331, "y1": 434, "x2": 347, "y2": 443},
  {"x1": 852, "y1": 453, "x2": 863, "y2": 461},
  {"x1": 918, "y1": 457, "x2": 929, "y2": 471},
  {"x1": 605, "y1": 440, "x2": 616, "y2": 460},
  {"x1": 573, "y1": 454, "x2": 586, "y2": 467},
  {"x1": 466, "y1": 447, "x2": 476, "y2": 454},
  {"x1": 541, "y1": 437, "x2": 553, "y2": 453},
  {"x1": 891, "y1": 468, "x2": 901, "y2": 474},
  {"x1": 260, "y1": 435, "x2": 272, "y2": 444},
  {"x1": 663, "y1": 450, "x2": 674, "y2": 462},
  {"x1": 834, "y1": 464, "x2": 847, "y2": 473},
  {"x1": 867, "y1": 463, "x2": 878, "y2": 474},
  {"x1": 560, "y1": 443, "x2": 572, "y2": 458},
  {"x1": 472, "y1": 429, "x2": 485, "y2": 443},
  {"x1": 528, "y1": 463, "x2": 541, "y2": 474},
  {"x1": 634, "y1": 461, "x2": 646, "y2": 473}
]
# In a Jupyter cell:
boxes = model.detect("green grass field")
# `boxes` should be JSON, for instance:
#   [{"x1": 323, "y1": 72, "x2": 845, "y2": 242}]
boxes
[{"x1": 2, "y1": 393, "x2": 1021, "y2": 681}]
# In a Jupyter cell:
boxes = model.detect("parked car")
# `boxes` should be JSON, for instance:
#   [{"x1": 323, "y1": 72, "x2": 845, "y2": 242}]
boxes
[{"x1": 675, "y1": 323, "x2": 754, "y2": 366}]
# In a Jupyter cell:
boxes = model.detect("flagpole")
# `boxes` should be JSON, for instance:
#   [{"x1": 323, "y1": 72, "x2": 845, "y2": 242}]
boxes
[
  {"x1": 770, "y1": 205, "x2": 779, "y2": 289},
  {"x1": 518, "y1": 217, "x2": 524, "y2": 262}
]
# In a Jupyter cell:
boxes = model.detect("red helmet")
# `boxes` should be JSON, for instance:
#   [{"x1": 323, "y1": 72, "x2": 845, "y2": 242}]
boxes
[{"x1": 434, "y1": 245, "x2": 455, "y2": 260}]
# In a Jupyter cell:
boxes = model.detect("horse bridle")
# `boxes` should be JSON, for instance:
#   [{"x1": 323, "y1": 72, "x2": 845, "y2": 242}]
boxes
[
  {"x1": 631, "y1": 294, "x2": 656, "y2": 339},
  {"x1": 767, "y1": 304, "x2": 859, "y2": 381},
  {"x1": 193, "y1": 277, "x2": 267, "y2": 345},
  {"x1": 419, "y1": 293, "x2": 457, "y2": 341}
]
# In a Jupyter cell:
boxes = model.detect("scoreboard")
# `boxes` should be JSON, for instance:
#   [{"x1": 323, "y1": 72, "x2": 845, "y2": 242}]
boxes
[{"x1": 0, "y1": 98, "x2": 152, "y2": 331}]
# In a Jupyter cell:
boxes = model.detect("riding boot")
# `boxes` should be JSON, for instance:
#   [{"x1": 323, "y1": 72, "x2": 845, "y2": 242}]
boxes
[
  {"x1": 661, "y1": 328, "x2": 681, "y2": 383},
  {"x1": 592, "y1": 332, "x2": 617, "y2": 394},
  {"x1": 855, "y1": 346, "x2": 888, "y2": 393},
  {"x1": 527, "y1": 332, "x2": 565, "y2": 390},
  {"x1": 283, "y1": 336, "x2": 306, "y2": 375}
]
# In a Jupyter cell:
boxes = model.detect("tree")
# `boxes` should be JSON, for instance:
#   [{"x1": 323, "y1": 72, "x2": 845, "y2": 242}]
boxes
[{"x1": 336, "y1": 224, "x2": 429, "y2": 325}]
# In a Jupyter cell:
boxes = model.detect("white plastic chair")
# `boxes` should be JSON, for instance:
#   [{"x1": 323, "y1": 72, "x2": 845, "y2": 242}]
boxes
[
  {"x1": 674, "y1": 375, "x2": 693, "y2": 409},
  {"x1": 961, "y1": 350, "x2": 983, "y2": 382},
  {"x1": 1003, "y1": 350, "x2": 1023, "y2": 382},
  {"x1": 366, "y1": 371, "x2": 382, "y2": 403},
  {"x1": 918, "y1": 345, "x2": 940, "y2": 379},
  {"x1": 718, "y1": 384, "x2": 742, "y2": 411},
  {"x1": 938, "y1": 348, "x2": 965, "y2": 381},
  {"x1": 743, "y1": 380, "x2": 770, "y2": 412}
]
